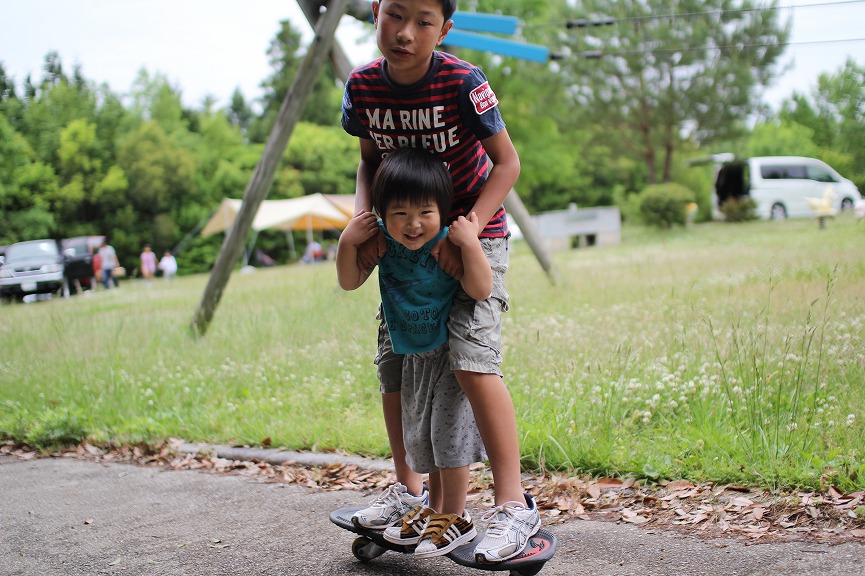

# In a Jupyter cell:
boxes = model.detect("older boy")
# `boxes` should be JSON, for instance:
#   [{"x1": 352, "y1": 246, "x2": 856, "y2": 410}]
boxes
[{"x1": 342, "y1": 0, "x2": 540, "y2": 561}]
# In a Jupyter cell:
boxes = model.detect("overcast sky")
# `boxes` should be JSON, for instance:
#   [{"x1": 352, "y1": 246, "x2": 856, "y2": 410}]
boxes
[{"x1": 2, "y1": 0, "x2": 864, "y2": 111}]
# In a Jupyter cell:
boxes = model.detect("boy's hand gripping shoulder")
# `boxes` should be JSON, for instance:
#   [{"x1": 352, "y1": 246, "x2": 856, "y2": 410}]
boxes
[
  {"x1": 448, "y1": 212, "x2": 493, "y2": 301},
  {"x1": 336, "y1": 211, "x2": 380, "y2": 291}
]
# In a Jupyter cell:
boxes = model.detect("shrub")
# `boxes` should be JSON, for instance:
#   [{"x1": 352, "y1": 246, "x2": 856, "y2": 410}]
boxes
[
  {"x1": 719, "y1": 196, "x2": 759, "y2": 222},
  {"x1": 638, "y1": 183, "x2": 696, "y2": 228}
]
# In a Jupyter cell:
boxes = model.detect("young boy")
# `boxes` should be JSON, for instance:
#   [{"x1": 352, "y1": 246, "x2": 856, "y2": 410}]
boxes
[
  {"x1": 341, "y1": 0, "x2": 540, "y2": 562},
  {"x1": 337, "y1": 147, "x2": 489, "y2": 556}
]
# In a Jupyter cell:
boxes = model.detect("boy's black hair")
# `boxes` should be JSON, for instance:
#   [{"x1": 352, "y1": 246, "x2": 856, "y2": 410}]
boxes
[
  {"x1": 375, "y1": 0, "x2": 457, "y2": 22},
  {"x1": 371, "y1": 147, "x2": 453, "y2": 224},
  {"x1": 441, "y1": 0, "x2": 457, "y2": 21}
]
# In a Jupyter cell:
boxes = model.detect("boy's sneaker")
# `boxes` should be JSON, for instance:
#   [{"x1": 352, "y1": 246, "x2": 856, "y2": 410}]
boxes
[
  {"x1": 383, "y1": 505, "x2": 434, "y2": 545},
  {"x1": 414, "y1": 512, "x2": 477, "y2": 558},
  {"x1": 474, "y1": 494, "x2": 541, "y2": 563},
  {"x1": 351, "y1": 483, "x2": 428, "y2": 530}
]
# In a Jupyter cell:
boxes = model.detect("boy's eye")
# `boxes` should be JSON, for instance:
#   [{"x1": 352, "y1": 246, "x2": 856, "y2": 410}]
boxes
[{"x1": 386, "y1": 11, "x2": 402, "y2": 21}]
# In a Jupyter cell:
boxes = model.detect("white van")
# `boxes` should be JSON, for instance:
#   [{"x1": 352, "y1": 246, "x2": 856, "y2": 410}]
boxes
[{"x1": 713, "y1": 156, "x2": 862, "y2": 220}]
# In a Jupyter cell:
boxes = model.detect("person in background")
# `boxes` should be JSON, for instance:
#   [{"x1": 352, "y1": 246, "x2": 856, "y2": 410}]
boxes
[
  {"x1": 140, "y1": 245, "x2": 157, "y2": 284},
  {"x1": 158, "y1": 250, "x2": 177, "y2": 283},
  {"x1": 97, "y1": 241, "x2": 119, "y2": 289},
  {"x1": 301, "y1": 240, "x2": 324, "y2": 264},
  {"x1": 91, "y1": 246, "x2": 102, "y2": 291}
]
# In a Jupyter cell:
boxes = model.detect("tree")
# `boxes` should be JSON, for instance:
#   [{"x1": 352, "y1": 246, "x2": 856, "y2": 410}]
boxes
[
  {"x1": 227, "y1": 87, "x2": 254, "y2": 136},
  {"x1": 249, "y1": 19, "x2": 343, "y2": 142},
  {"x1": 779, "y1": 58, "x2": 865, "y2": 191},
  {"x1": 557, "y1": 0, "x2": 790, "y2": 184},
  {"x1": 745, "y1": 119, "x2": 819, "y2": 158},
  {"x1": 19, "y1": 56, "x2": 99, "y2": 166},
  {"x1": 116, "y1": 121, "x2": 197, "y2": 255}
]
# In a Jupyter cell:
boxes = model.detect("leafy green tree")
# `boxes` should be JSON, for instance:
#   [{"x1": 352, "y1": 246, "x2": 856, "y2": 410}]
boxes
[
  {"x1": 227, "y1": 87, "x2": 254, "y2": 136},
  {"x1": 0, "y1": 116, "x2": 58, "y2": 242},
  {"x1": 249, "y1": 19, "x2": 343, "y2": 142},
  {"x1": 52, "y1": 119, "x2": 107, "y2": 235},
  {"x1": 19, "y1": 57, "x2": 99, "y2": 166},
  {"x1": 116, "y1": 121, "x2": 197, "y2": 256},
  {"x1": 745, "y1": 119, "x2": 819, "y2": 158},
  {"x1": 283, "y1": 122, "x2": 358, "y2": 197},
  {"x1": 779, "y1": 58, "x2": 865, "y2": 190},
  {"x1": 0, "y1": 62, "x2": 25, "y2": 129},
  {"x1": 556, "y1": 0, "x2": 790, "y2": 184},
  {"x1": 129, "y1": 69, "x2": 187, "y2": 135}
]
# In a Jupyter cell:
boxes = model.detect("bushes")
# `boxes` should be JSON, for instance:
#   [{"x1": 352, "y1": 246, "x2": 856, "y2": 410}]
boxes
[
  {"x1": 719, "y1": 197, "x2": 759, "y2": 222},
  {"x1": 638, "y1": 183, "x2": 696, "y2": 228}
]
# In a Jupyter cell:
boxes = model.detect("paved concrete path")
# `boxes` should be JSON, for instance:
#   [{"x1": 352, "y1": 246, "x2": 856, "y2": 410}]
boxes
[{"x1": 2, "y1": 455, "x2": 862, "y2": 576}]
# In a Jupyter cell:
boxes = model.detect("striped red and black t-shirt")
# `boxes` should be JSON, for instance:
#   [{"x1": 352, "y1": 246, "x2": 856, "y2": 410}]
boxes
[{"x1": 341, "y1": 51, "x2": 509, "y2": 238}]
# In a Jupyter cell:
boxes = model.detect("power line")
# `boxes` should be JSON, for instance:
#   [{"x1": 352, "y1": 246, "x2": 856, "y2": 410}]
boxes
[
  {"x1": 561, "y1": 35, "x2": 865, "y2": 60},
  {"x1": 526, "y1": 0, "x2": 865, "y2": 29}
]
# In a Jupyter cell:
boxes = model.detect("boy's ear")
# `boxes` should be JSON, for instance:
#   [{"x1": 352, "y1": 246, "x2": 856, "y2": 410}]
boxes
[
  {"x1": 371, "y1": 1, "x2": 380, "y2": 26},
  {"x1": 437, "y1": 19, "x2": 454, "y2": 45}
]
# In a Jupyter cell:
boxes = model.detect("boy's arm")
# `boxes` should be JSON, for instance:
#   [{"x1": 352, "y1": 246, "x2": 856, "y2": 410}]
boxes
[
  {"x1": 353, "y1": 138, "x2": 386, "y2": 271},
  {"x1": 472, "y1": 128, "x2": 521, "y2": 228},
  {"x1": 448, "y1": 213, "x2": 493, "y2": 301},
  {"x1": 354, "y1": 139, "x2": 380, "y2": 213},
  {"x1": 336, "y1": 211, "x2": 380, "y2": 291},
  {"x1": 433, "y1": 129, "x2": 520, "y2": 277}
]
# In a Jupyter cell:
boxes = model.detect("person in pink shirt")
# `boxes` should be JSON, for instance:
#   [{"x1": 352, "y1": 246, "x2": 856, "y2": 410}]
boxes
[{"x1": 140, "y1": 245, "x2": 157, "y2": 284}]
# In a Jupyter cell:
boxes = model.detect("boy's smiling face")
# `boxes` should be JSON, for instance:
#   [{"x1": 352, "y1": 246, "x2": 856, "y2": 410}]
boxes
[
  {"x1": 372, "y1": 0, "x2": 453, "y2": 86},
  {"x1": 384, "y1": 199, "x2": 443, "y2": 251}
]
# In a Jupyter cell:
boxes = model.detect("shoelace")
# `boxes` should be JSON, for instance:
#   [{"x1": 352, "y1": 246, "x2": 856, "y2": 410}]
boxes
[
  {"x1": 372, "y1": 482, "x2": 407, "y2": 507},
  {"x1": 480, "y1": 501, "x2": 525, "y2": 538}
]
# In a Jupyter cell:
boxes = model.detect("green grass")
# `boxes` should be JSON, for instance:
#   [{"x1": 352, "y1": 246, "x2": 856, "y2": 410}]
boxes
[{"x1": 2, "y1": 216, "x2": 864, "y2": 491}]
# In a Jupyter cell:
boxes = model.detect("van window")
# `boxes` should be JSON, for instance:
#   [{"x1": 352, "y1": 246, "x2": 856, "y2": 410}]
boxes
[
  {"x1": 806, "y1": 165, "x2": 837, "y2": 183},
  {"x1": 761, "y1": 164, "x2": 807, "y2": 179}
]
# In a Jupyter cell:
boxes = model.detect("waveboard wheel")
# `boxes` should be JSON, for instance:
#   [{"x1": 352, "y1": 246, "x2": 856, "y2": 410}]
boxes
[{"x1": 351, "y1": 536, "x2": 387, "y2": 561}]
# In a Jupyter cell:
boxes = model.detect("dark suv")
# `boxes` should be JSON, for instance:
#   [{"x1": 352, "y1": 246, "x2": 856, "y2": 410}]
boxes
[{"x1": 0, "y1": 239, "x2": 69, "y2": 301}]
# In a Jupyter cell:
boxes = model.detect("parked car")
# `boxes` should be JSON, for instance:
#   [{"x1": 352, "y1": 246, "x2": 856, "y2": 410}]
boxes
[
  {"x1": 713, "y1": 156, "x2": 862, "y2": 220},
  {"x1": 0, "y1": 239, "x2": 69, "y2": 301}
]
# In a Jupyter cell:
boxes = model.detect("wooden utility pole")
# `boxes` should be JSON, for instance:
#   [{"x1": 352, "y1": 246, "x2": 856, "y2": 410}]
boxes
[
  {"x1": 504, "y1": 189, "x2": 557, "y2": 284},
  {"x1": 190, "y1": 0, "x2": 350, "y2": 337}
]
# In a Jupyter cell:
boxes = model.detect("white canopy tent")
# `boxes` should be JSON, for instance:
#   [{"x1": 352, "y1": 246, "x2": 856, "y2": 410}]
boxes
[
  {"x1": 200, "y1": 193, "x2": 352, "y2": 238},
  {"x1": 200, "y1": 193, "x2": 354, "y2": 264}
]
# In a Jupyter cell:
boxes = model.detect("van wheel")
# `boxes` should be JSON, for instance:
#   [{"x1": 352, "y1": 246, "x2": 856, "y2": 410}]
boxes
[
  {"x1": 840, "y1": 198, "x2": 854, "y2": 211},
  {"x1": 770, "y1": 203, "x2": 787, "y2": 220}
]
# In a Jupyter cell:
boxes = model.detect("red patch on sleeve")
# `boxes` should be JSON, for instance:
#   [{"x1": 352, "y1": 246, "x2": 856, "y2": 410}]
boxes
[{"x1": 469, "y1": 82, "x2": 499, "y2": 115}]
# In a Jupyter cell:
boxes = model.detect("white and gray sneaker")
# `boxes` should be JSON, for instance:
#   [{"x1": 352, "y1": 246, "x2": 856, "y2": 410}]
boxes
[
  {"x1": 351, "y1": 483, "x2": 428, "y2": 530},
  {"x1": 474, "y1": 493, "x2": 541, "y2": 563}
]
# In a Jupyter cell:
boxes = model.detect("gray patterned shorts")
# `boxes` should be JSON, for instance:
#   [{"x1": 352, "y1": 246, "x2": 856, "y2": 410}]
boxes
[{"x1": 400, "y1": 343, "x2": 486, "y2": 473}]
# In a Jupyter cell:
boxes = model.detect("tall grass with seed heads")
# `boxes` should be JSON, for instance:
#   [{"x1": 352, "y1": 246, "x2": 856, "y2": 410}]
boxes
[{"x1": 1, "y1": 217, "x2": 863, "y2": 491}]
